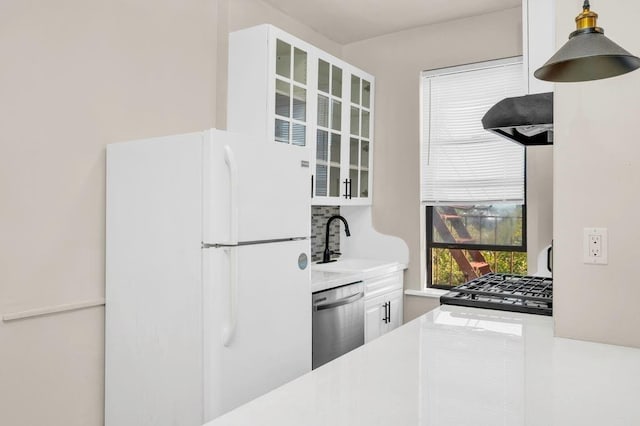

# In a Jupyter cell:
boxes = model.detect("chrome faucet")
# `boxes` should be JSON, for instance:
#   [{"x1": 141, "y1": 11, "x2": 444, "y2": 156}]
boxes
[{"x1": 322, "y1": 215, "x2": 351, "y2": 264}]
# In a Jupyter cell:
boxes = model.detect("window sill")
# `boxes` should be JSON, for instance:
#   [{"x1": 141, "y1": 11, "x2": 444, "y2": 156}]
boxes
[{"x1": 404, "y1": 288, "x2": 449, "y2": 299}]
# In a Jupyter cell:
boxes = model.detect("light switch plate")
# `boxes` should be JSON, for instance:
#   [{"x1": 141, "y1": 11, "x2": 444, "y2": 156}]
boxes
[{"x1": 583, "y1": 227, "x2": 608, "y2": 265}]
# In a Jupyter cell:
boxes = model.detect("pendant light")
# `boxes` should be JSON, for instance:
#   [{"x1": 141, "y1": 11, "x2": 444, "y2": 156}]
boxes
[{"x1": 534, "y1": 0, "x2": 640, "y2": 82}]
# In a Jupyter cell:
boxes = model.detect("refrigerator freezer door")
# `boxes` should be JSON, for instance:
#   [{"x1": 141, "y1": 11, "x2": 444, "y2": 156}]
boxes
[
  {"x1": 202, "y1": 238, "x2": 311, "y2": 420},
  {"x1": 203, "y1": 129, "x2": 310, "y2": 245}
]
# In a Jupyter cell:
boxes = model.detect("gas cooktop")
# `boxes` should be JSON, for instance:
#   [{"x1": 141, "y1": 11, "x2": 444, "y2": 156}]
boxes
[{"x1": 440, "y1": 273, "x2": 553, "y2": 316}]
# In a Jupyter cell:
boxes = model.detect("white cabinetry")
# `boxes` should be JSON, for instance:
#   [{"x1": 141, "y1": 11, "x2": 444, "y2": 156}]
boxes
[
  {"x1": 313, "y1": 53, "x2": 374, "y2": 206},
  {"x1": 364, "y1": 271, "x2": 403, "y2": 343},
  {"x1": 228, "y1": 24, "x2": 374, "y2": 206},
  {"x1": 314, "y1": 53, "x2": 345, "y2": 200},
  {"x1": 228, "y1": 25, "x2": 313, "y2": 150},
  {"x1": 346, "y1": 70, "x2": 373, "y2": 202}
]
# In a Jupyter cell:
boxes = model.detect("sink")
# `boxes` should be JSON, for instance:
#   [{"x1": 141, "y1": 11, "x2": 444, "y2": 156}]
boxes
[{"x1": 311, "y1": 258, "x2": 393, "y2": 273}]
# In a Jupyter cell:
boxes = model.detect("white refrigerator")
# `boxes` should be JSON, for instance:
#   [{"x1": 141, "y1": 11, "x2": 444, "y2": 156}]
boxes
[{"x1": 105, "y1": 129, "x2": 311, "y2": 425}]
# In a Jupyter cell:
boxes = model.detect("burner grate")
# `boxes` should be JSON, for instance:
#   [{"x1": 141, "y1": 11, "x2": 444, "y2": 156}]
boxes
[{"x1": 440, "y1": 273, "x2": 553, "y2": 316}]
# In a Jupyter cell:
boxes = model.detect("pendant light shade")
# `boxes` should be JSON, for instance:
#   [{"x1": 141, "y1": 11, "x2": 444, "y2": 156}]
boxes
[{"x1": 534, "y1": 1, "x2": 640, "y2": 82}]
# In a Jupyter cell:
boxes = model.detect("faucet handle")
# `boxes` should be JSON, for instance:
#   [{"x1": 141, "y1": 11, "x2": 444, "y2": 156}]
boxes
[{"x1": 330, "y1": 251, "x2": 342, "y2": 257}]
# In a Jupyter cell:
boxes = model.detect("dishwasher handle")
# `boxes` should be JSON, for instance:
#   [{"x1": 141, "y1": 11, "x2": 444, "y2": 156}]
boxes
[{"x1": 314, "y1": 292, "x2": 364, "y2": 311}]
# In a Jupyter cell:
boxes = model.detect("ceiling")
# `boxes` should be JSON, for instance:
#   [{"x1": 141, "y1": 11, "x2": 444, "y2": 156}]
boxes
[{"x1": 261, "y1": 0, "x2": 522, "y2": 44}]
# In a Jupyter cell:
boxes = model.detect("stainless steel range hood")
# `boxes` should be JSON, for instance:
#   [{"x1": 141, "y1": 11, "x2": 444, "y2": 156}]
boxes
[{"x1": 482, "y1": 92, "x2": 553, "y2": 146}]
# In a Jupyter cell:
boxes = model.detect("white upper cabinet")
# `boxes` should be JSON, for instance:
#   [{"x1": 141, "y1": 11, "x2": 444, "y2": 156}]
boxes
[
  {"x1": 274, "y1": 38, "x2": 309, "y2": 147},
  {"x1": 314, "y1": 55, "x2": 345, "y2": 200},
  {"x1": 347, "y1": 72, "x2": 373, "y2": 202},
  {"x1": 228, "y1": 24, "x2": 374, "y2": 206},
  {"x1": 228, "y1": 25, "x2": 313, "y2": 151}
]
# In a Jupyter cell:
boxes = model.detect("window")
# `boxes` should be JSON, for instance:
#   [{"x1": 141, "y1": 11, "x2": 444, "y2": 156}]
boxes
[
  {"x1": 421, "y1": 58, "x2": 527, "y2": 288},
  {"x1": 426, "y1": 205, "x2": 527, "y2": 288}
]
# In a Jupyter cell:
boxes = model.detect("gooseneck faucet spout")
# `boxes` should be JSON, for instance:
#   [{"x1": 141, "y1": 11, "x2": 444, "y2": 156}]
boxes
[{"x1": 322, "y1": 215, "x2": 351, "y2": 264}]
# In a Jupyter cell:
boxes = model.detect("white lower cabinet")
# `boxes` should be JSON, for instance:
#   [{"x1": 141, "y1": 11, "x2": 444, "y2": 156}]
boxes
[
  {"x1": 386, "y1": 289, "x2": 403, "y2": 330},
  {"x1": 364, "y1": 296, "x2": 385, "y2": 343},
  {"x1": 364, "y1": 271, "x2": 403, "y2": 343}
]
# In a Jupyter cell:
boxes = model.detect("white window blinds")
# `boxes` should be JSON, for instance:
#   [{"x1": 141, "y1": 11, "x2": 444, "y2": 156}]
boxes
[{"x1": 421, "y1": 58, "x2": 525, "y2": 206}]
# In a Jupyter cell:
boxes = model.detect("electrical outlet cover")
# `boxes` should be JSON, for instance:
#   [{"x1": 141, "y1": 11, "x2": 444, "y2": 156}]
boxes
[{"x1": 583, "y1": 228, "x2": 608, "y2": 265}]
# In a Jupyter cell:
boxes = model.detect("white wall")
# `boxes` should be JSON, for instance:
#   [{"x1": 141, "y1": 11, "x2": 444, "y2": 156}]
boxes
[
  {"x1": 554, "y1": 0, "x2": 640, "y2": 347},
  {"x1": 342, "y1": 8, "x2": 523, "y2": 290},
  {"x1": 523, "y1": 0, "x2": 555, "y2": 274},
  {"x1": 404, "y1": 295, "x2": 441, "y2": 323},
  {"x1": 0, "y1": 1, "x2": 344, "y2": 424},
  {"x1": 527, "y1": 148, "x2": 554, "y2": 274},
  {"x1": 0, "y1": 1, "x2": 220, "y2": 424}
]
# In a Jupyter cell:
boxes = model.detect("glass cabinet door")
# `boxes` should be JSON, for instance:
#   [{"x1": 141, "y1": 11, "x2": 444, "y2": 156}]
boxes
[
  {"x1": 348, "y1": 74, "x2": 372, "y2": 198},
  {"x1": 274, "y1": 39, "x2": 307, "y2": 147},
  {"x1": 315, "y1": 59, "x2": 344, "y2": 198}
]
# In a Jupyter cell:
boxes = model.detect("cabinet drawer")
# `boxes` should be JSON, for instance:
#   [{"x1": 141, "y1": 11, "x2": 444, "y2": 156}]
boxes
[{"x1": 364, "y1": 271, "x2": 402, "y2": 299}]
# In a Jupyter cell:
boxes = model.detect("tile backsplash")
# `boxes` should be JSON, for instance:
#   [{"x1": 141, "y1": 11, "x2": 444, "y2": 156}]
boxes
[{"x1": 311, "y1": 206, "x2": 341, "y2": 262}]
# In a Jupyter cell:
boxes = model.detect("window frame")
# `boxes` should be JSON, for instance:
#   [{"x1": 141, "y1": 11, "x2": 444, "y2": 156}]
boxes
[
  {"x1": 420, "y1": 57, "x2": 529, "y2": 289},
  {"x1": 426, "y1": 197, "x2": 528, "y2": 289}
]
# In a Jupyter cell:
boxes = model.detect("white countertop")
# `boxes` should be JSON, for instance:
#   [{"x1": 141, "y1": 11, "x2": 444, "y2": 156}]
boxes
[
  {"x1": 310, "y1": 259, "x2": 406, "y2": 293},
  {"x1": 205, "y1": 305, "x2": 640, "y2": 426}
]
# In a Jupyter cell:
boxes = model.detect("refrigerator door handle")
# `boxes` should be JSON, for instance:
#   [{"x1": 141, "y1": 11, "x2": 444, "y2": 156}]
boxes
[
  {"x1": 224, "y1": 145, "x2": 239, "y2": 245},
  {"x1": 222, "y1": 247, "x2": 238, "y2": 347}
]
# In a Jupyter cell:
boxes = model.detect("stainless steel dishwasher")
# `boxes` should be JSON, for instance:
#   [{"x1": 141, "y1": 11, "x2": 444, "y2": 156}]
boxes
[{"x1": 312, "y1": 281, "x2": 364, "y2": 369}]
